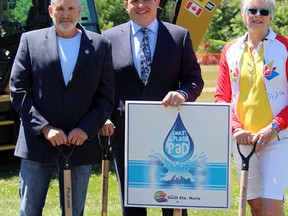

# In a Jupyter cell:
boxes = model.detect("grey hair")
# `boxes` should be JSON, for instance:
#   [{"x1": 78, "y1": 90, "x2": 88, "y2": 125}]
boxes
[
  {"x1": 240, "y1": 0, "x2": 276, "y2": 19},
  {"x1": 50, "y1": 0, "x2": 81, "y2": 6}
]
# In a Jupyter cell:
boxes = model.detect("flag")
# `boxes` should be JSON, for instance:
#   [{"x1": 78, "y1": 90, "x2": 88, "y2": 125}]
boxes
[{"x1": 185, "y1": 1, "x2": 203, "y2": 17}]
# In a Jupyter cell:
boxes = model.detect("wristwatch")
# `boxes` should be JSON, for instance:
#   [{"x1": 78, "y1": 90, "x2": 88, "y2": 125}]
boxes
[{"x1": 271, "y1": 122, "x2": 280, "y2": 133}]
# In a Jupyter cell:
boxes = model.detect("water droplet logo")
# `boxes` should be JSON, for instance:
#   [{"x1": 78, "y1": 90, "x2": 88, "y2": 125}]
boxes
[{"x1": 163, "y1": 113, "x2": 194, "y2": 162}]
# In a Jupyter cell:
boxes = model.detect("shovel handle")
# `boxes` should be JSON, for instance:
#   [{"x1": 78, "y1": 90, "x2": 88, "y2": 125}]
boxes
[
  {"x1": 58, "y1": 146, "x2": 75, "y2": 216},
  {"x1": 101, "y1": 159, "x2": 110, "y2": 216},
  {"x1": 173, "y1": 208, "x2": 182, "y2": 216},
  {"x1": 238, "y1": 170, "x2": 249, "y2": 216},
  {"x1": 64, "y1": 169, "x2": 73, "y2": 216},
  {"x1": 237, "y1": 142, "x2": 256, "y2": 216}
]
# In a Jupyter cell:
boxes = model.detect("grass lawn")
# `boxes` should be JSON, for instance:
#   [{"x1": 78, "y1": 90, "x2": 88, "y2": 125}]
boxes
[
  {"x1": 0, "y1": 65, "x2": 286, "y2": 215},
  {"x1": 0, "y1": 152, "x2": 244, "y2": 216}
]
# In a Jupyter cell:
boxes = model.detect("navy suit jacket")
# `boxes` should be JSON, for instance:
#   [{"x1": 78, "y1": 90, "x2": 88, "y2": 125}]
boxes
[
  {"x1": 10, "y1": 24, "x2": 115, "y2": 165},
  {"x1": 103, "y1": 20, "x2": 204, "y2": 150}
]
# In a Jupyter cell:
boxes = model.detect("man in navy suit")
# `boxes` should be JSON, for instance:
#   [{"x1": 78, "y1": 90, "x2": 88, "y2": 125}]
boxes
[
  {"x1": 100, "y1": 0, "x2": 204, "y2": 215},
  {"x1": 9, "y1": 0, "x2": 114, "y2": 215}
]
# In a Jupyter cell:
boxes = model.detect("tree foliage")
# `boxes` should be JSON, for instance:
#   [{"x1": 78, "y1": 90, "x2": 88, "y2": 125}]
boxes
[
  {"x1": 94, "y1": 0, "x2": 175, "y2": 31},
  {"x1": 94, "y1": 0, "x2": 287, "y2": 52},
  {"x1": 158, "y1": 0, "x2": 175, "y2": 22},
  {"x1": 5, "y1": 0, "x2": 287, "y2": 52},
  {"x1": 95, "y1": 0, "x2": 129, "y2": 31},
  {"x1": 7, "y1": 0, "x2": 32, "y2": 25},
  {"x1": 272, "y1": 0, "x2": 288, "y2": 36},
  {"x1": 203, "y1": 0, "x2": 288, "y2": 52}
]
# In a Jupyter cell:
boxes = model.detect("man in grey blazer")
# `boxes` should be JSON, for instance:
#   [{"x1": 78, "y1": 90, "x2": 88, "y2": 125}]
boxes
[
  {"x1": 100, "y1": 0, "x2": 204, "y2": 215},
  {"x1": 9, "y1": 0, "x2": 114, "y2": 215}
]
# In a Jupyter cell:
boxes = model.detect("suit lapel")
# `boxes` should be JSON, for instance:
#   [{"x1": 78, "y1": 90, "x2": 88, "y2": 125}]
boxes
[
  {"x1": 149, "y1": 21, "x2": 169, "y2": 82},
  {"x1": 115, "y1": 22, "x2": 142, "y2": 83},
  {"x1": 121, "y1": 23, "x2": 136, "y2": 70},
  {"x1": 71, "y1": 26, "x2": 95, "y2": 81},
  {"x1": 44, "y1": 26, "x2": 65, "y2": 86}
]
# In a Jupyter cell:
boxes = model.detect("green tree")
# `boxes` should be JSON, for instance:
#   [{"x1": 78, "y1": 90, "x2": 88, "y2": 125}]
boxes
[
  {"x1": 9, "y1": 0, "x2": 32, "y2": 25},
  {"x1": 202, "y1": 0, "x2": 288, "y2": 53},
  {"x1": 95, "y1": 0, "x2": 129, "y2": 31},
  {"x1": 272, "y1": 0, "x2": 288, "y2": 36},
  {"x1": 94, "y1": 0, "x2": 288, "y2": 50},
  {"x1": 158, "y1": 0, "x2": 176, "y2": 22},
  {"x1": 95, "y1": 0, "x2": 175, "y2": 31},
  {"x1": 201, "y1": 0, "x2": 243, "y2": 52}
]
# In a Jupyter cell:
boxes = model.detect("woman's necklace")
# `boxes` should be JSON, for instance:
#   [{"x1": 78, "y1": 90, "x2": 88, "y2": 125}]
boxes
[
  {"x1": 247, "y1": 61, "x2": 255, "y2": 85},
  {"x1": 245, "y1": 31, "x2": 267, "y2": 86},
  {"x1": 246, "y1": 41, "x2": 262, "y2": 85}
]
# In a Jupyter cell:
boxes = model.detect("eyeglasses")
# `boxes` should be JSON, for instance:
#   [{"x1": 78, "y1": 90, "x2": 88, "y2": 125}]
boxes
[{"x1": 245, "y1": 8, "x2": 271, "y2": 16}]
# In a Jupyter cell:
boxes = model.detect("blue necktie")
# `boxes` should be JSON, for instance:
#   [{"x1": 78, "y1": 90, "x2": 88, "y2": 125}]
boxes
[{"x1": 139, "y1": 28, "x2": 151, "y2": 85}]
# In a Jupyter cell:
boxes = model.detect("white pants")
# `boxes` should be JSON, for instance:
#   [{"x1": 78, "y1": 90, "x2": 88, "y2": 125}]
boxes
[{"x1": 232, "y1": 138, "x2": 288, "y2": 200}]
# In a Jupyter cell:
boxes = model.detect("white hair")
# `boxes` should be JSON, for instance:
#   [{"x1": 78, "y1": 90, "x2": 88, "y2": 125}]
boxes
[
  {"x1": 240, "y1": 0, "x2": 276, "y2": 19},
  {"x1": 50, "y1": 0, "x2": 81, "y2": 7}
]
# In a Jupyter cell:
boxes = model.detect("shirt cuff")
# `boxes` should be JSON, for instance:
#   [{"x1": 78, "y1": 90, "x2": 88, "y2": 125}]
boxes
[{"x1": 176, "y1": 90, "x2": 188, "y2": 101}]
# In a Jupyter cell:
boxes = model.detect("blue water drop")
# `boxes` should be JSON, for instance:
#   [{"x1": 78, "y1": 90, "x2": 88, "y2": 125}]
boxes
[{"x1": 163, "y1": 113, "x2": 194, "y2": 162}]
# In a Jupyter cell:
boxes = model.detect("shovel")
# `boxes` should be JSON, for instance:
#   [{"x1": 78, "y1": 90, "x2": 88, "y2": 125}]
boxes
[
  {"x1": 237, "y1": 142, "x2": 256, "y2": 216},
  {"x1": 58, "y1": 145, "x2": 75, "y2": 216},
  {"x1": 98, "y1": 134, "x2": 114, "y2": 216}
]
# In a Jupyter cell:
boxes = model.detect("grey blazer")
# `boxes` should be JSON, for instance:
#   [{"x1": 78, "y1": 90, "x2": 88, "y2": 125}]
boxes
[{"x1": 10, "y1": 24, "x2": 115, "y2": 165}]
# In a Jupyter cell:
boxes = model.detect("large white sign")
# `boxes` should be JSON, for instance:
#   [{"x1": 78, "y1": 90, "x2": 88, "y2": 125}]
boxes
[{"x1": 125, "y1": 101, "x2": 231, "y2": 210}]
